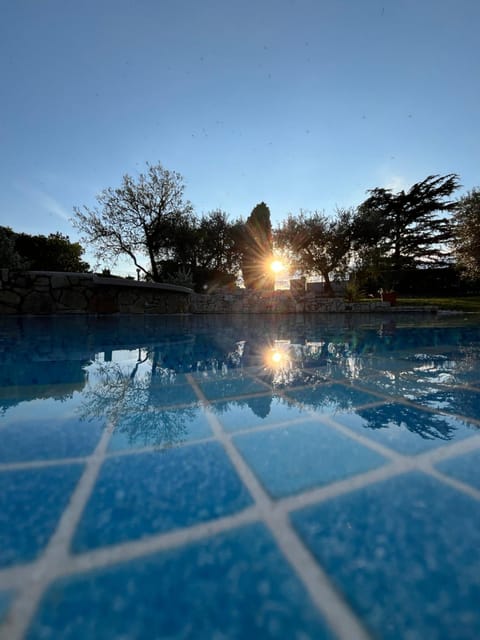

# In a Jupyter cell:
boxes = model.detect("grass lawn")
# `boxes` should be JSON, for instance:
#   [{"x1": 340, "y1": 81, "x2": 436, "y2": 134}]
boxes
[{"x1": 395, "y1": 296, "x2": 480, "y2": 312}]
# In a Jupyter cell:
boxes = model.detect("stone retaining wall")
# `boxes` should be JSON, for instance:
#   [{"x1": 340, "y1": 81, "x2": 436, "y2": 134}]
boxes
[
  {"x1": 0, "y1": 270, "x2": 435, "y2": 315},
  {"x1": 0, "y1": 270, "x2": 191, "y2": 315},
  {"x1": 190, "y1": 289, "x2": 392, "y2": 313}
]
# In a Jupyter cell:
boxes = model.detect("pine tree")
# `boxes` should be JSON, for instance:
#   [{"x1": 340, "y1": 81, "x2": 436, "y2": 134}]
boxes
[{"x1": 356, "y1": 174, "x2": 460, "y2": 274}]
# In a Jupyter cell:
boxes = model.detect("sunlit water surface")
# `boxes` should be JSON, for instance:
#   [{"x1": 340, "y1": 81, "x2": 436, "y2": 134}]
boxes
[{"x1": 1, "y1": 314, "x2": 480, "y2": 639}]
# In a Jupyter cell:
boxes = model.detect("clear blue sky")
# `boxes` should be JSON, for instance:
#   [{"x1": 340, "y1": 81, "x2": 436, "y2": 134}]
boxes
[{"x1": 1, "y1": 0, "x2": 479, "y2": 274}]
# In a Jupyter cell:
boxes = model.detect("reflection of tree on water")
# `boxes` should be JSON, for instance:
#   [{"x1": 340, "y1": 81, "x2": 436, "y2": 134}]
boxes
[
  {"x1": 417, "y1": 387, "x2": 480, "y2": 420},
  {"x1": 4, "y1": 314, "x2": 479, "y2": 442},
  {"x1": 356, "y1": 404, "x2": 461, "y2": 441},
  {"x1": 79, "y1": 357, "x2": 198, "y2": 448},
  {"x1": 245, "y1": 395, "x2": 272, "y2": 419}
]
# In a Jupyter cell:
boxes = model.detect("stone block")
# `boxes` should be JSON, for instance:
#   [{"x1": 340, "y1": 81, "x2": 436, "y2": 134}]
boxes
[
  {"x1": 58, "y1": 289, "x2": 89, "y2": 311},
  {"x1": 0, "y1": 303, "x2": 18, "y2": 314},
  {"x1": 21, "y1": 292, "x2": 55, "y2": 314},
  {"x1": 88, "y1": 293, "x2": 118, "y2": 314},
  {"x1": 0, "y1": 290, "x2": 21, "y2": 307},
  {"x1": 51, "y1": 275, "x2": 70, "y2": 289}
]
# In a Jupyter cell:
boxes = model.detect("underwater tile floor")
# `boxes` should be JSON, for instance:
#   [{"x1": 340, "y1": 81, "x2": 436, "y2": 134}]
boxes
[{"x1": 1, "y1": 315, "x2": 480, "y2": 639}]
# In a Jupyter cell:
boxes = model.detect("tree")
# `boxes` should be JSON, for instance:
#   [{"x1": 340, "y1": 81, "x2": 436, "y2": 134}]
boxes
[
  {"x1": 453, "y1": 188, "x2": 480, "y2": 279},
  {"x1": 72, "y1": 162, "x2": 193, "y2": 281},
  {"x1": 0, "y1": 226, "x2": 89, "y2": 272},
  {"x1": 15, "y1": 232, "x2": 90, "y2": 272},
  {"x1": 157, "y1": 210, "x2": 243, "y2": 291},
  {"x1": 355, "y1": 174, "x2": 460, "y2": 276},
  {"x1": 195, "y1": 210, "x2": 242, "y2": 273},
  {"x1": 275, "y1": 208, "x2": 353, "y2": 296},
  {"x1": 0, "y1": 226, "x2": 26, "y2": 269},
  {"x1": 235, "y1": 202, "x2": 274, "y2": 290}
]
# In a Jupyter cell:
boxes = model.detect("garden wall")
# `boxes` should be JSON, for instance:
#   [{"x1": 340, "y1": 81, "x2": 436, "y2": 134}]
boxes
[
  {"x1": 0, "y1": 270, "x2": 191, "y2": 315},
  {"x1": 0, "y1": 270, "x2": 433, "y2": 315},
  {"x1": 190, "y1": 289, "x2": 390, "y2": 313}
]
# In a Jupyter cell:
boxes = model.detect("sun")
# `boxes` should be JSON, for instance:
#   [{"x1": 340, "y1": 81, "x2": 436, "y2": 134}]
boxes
[{"x1": 270, "y1": 259, "x2": 284, "y2": 274}]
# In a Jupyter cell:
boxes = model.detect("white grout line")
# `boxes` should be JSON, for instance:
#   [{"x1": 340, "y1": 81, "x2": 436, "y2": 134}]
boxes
[
  {"x1": 268, "y1": 510, "x2": 374, "y2": 640},
  {"x1": 66, "y1": 506, "x2": 260, "y2": 575},
  {"x1": 2, "y1": 372, "x2": 480, "y2": 638},
  {"x1": 414, "y1": 434, "x2": 480, "y2": 465},
  {"x1": 278, "y1": 459, "x2": 416, "y2": 513},
  {"x1": 0, "y1": 456, "x2": 88, "y2": 472},
  {"x1": 186, "y1": 374, "x2": 375, "y2": 640},
  {"x1": 0, "y1": 507, "x2": 262, "y2": 593},
  {"x1": 0, "y1": 423, "x2": 114, "y2": 640},
  {"x1": 422, "y1": 464, "x2": 480, "y2": 501}
]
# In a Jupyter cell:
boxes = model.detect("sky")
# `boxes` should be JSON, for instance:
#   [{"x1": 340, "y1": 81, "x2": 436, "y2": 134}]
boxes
[{"x1": 1, "y1": 0, "x2": 479, "y2": 275}]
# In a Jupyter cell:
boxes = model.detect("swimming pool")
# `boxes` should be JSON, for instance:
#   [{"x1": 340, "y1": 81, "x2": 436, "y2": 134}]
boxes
[{"x1": 1, "y1": 313, "x2": 479, "y2": 639}]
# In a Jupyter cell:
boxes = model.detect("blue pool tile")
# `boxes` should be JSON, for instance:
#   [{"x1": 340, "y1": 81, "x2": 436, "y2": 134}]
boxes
[
  {"x1": 28, "y1": 524, "x2": 335, "y2": 640},
  {"x1": 0, "y1": 590, "x2": 12, "y2": 624},
  {"x1": 147, "y1": 382, "x2": 199, "y2": 407},
  {"x1": 333, "y1": 403, "x2": 476, "y2": 455},
  {"x1": 72, "y1": 442, "x2": 252, "y2": 552},
  {"x1": 233, "y1": 421, "x2": 386, "y2": 498},
  {"x1": 436, "y1": 449, "x2": 480, "y2": 490},
  {"x1": 292, "y1": 471, "x2": 480, "y2": 640},
  {"x1": 196, "y1": 374, "x2": 270, "y2": 400},
  {"x1": 0, "y1": 464, "x2": 84, "y2": 568},
  {"x1": 214, "y1": 395, "x2": 311, "y2": 433},
  {"x1": 0, "y1": 416, "x2": 104, "y2": 463},
  {"x1": 284, "y1": 383, "x2": 382, "y2": 414},
  {"x1": 108, "y1": 404, "x2": 212, "y2": 451}
]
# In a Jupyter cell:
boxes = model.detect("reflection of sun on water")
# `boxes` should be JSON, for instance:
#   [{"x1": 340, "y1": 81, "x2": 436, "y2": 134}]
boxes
[{"x1": 265, "y1": 345, "x2": 290, "y2": 369}]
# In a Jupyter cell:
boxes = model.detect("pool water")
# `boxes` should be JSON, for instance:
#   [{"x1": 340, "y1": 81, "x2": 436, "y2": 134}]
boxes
[{"x1": 1, "y1": 314, "x2": 480, "y2": 639}]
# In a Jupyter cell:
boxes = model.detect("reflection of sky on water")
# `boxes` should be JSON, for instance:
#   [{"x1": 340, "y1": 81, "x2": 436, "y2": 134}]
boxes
[
  {"x1": 2, "y1": 315, "x2": 480, "y2": 640},
  {"x1": 1, "y1": 315, "x2": 479, "y2": 450}
]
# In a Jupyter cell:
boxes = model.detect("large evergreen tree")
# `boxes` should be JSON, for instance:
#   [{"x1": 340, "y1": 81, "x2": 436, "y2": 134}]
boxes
[
  {"x1": 355, "y1": 174, "x2": 460, "y2": 276},
  {"x1": 236, "y1": 202, "x2": 274, "y2": 290}
]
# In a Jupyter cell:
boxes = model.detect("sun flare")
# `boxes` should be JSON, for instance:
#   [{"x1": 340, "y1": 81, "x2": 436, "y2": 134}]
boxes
[
  {"x1": 270, "y1": 259, "x2": 284, "y2": 274},
  {"x1": 265, "y1": 346, "x2": 290, "y2": 369}
]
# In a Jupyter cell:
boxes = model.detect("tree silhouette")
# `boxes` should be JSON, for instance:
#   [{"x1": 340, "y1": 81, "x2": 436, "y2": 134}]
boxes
[
  {"x1": 236, "y1": 202, "x2": 274, "y2": 290},
  {"x1": 355, "y1": 174, "x2": 460, "y2": 279},
  {"x1": 275, "y1": 208, "x2": 353, "y2": 296},
  {"x1": 72, "y1": 162, "x2": 193, "y2": 281},
  {"x1": 0, "y1": 226, "x2": 89, "y2": 272},
  {"x1": 453, "y1": 188, "x2": 480, "y2": 279}
]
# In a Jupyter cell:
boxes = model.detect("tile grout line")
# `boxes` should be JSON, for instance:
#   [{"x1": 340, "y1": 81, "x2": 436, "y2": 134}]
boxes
[
  {"x1": 0, "y1": 509, "x2": 262, "y2": 593},
  {"x1": 3, "y1": 438, "x2": 479, "y2": 593},
  {"x1": 414, "y1": 434, "x2": 480, "y2": 465},
  {"x1": 186, "y1": 374, "x2": 375, "y2": 640},
  {"x1": 66, "y1": 506, "x2": 261, "y2": 575},
  {"x1": 277, "y1": 460, "x2": 414, "y2": 513},
  {"x1": 3, "y1": 433, "x2": 479, "y2": 592},
  {"x1": 0, "y1": 461, "x2": 408, "y2": 590},
  {"x1": 1, "y1": 422, "x2": 115, "y2": 640},
  {"x1": 420, "y1": 464, "x2": 480, "y2": 501},
  {"x1": 2, "y1": 377, "x2": 479, "y2": 636},
  {"x1": 2, "y1": 402, "x2": 478, "y2": 476},
  {"x1": 270, "y1": 383, "x2": 480, "y2": 498}
]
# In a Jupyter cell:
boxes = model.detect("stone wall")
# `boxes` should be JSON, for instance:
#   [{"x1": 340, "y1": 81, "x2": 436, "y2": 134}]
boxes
[
  {"x1": 190, "y1": 289, "x2": 392, "y2": 313},
  {"x1": 0, "y1": 270, "x2": 191, "y2": 315},
  {"x1": 0, "y1": 270, "x2": 435, "y2": 315}
]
